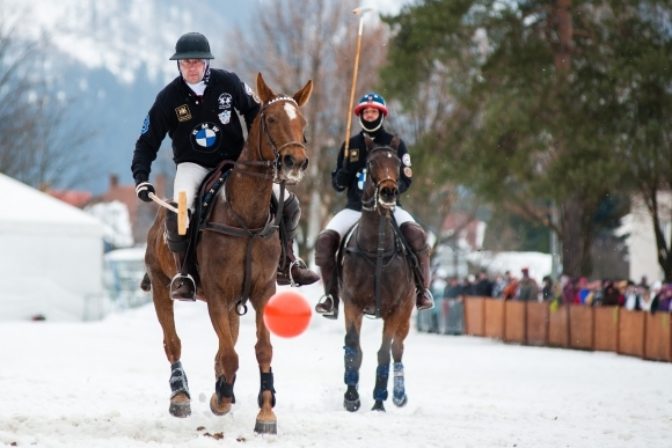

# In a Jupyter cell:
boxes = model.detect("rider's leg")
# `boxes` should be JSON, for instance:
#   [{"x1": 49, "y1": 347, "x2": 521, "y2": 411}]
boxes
[
  {"x1": 166, "y1": 163, "x2": 209, "y2": 301},
  {"x1": 315, "y1": 208, "x2": 361, "y2": 318},
  {"x1": 314, "y1": 229, "x2": 341, "y2": 318},
  {"x1": 395, "y1": 208, "x2": 434, "y2": 311},
  {"x1": 166, "y1": 207, "x2": 195, "y2": 301},
  {"x1": 275, "y1": 190, "x2": 320, "y2": 286}
]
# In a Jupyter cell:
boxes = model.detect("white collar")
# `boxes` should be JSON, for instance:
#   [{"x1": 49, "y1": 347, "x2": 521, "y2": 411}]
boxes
[{"x1": 186, "y1": 80, "x2": 206, "y2": 96}]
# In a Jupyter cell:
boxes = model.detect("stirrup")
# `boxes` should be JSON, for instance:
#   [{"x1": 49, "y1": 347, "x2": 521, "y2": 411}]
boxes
[
  {"x1": 315, "y1": 295, "x2": 338, "y2": 320},
  {"x1": 170, "y1": 274, "x2": 196, "y2": 302},
  {"x1": 287, "y1": 259, "x2": 304, "y2": 287},
  {"x1": 416, "y1": 288, "x2": 434, "y2": 311}
]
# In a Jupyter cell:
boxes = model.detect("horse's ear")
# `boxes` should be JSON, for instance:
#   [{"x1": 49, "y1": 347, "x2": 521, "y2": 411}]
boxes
[
  {"x1": 293, "y1": 80, "x2": 313, "y2": 108},
  {"x1": 256, "y1": 73, "x2": 275, "y2": 103}
]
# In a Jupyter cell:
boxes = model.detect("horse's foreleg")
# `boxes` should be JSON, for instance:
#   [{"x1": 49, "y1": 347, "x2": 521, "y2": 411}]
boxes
[
  {"x1": 151, "y1": 276, "x2": 191, "y2": 417},
  {"x1": 391, "y1": 314, "x2": 411, "y2": 407},
  {"x1": 253, "y1": 297, "x2": 277, "y2": 434},
  {"x1": 343, "y1": 304, "x2": 363, "y2": 412},
  {"x1": 372, "y1": 321, "x2": 395, "y2": 412},
  {"x1": 207, "y1": 302, "x2": 239, "y2": 416}
]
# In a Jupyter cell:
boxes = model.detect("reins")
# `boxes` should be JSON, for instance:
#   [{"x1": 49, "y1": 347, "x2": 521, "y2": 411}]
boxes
[{"x1": 199, "y1": 95, "x2": 302, "y2": 315}]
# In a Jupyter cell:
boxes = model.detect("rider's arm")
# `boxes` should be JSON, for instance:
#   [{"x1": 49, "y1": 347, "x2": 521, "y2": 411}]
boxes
[
  {"x1": 397, "y1": 139, "x2": 412, "y2": 194},
  {"x1": 131, "y1": 93, "x2": 171, "y2": 184},
  {"x1": 232, "y1": 73, "x2": 261, "y2": 131}
]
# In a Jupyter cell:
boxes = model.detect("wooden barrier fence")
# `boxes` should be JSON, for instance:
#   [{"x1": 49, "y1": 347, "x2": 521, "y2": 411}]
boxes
[{"x1": 461, "y1": 296, "x2": 672, "y2": 363}]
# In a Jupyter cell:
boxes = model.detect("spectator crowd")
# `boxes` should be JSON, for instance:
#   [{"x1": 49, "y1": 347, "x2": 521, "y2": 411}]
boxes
[{"x1": 438, "y1": 268, "x2": 672, "y2": 313}]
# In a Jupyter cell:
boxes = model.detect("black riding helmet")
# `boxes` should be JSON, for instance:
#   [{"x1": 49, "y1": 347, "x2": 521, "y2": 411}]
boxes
[{"x1": 169, "y1": 32, "x2": 215, "y2": 60}]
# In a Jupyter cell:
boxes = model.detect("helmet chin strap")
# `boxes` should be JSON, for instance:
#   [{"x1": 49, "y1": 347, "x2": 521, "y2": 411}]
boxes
[{"x1": 359, "y1": 115, "x2": 384, "y2": 133}]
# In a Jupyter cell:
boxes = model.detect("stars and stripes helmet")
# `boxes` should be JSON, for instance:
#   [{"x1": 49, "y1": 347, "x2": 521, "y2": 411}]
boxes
[{"x1": 353, "y1": 92, "x2": 388, "y2": 117}]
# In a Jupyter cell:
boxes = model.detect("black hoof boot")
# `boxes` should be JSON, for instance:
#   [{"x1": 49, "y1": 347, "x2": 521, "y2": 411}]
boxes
[{"x1": 343, "y1": 386, "x2": 360, "y2": 412}]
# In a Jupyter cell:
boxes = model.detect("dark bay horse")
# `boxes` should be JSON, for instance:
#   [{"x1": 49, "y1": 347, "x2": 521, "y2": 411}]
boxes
[
  {"x1": 338, "y1": 140, "x2": 416, "y2": 412},
  {"x1": 143, "y1": 73, "x2": 313, "y2": 434}
]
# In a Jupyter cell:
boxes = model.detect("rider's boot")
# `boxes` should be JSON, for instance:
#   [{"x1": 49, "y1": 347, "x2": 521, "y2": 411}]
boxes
[
  {"x1": 276, "y1": 193, "x2": 320, "y2": 286},
  {"x1": 400, "y1": 222, "x2": 434, "y2": 311},
  {"x1": 166, "y1": 205, "x2": 196, "y2": 301},
  {"x1": 314, "y1": 229, "x2": 341, "y2": 319}
]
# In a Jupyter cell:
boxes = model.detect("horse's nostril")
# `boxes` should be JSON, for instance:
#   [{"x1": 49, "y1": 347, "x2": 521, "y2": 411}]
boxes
[
  {"x1": 282, "y1": 154, "x2": 295, "y2": 169},
  {"x1": 301, "y1": 158, "x2": 309, "y2": 171}
]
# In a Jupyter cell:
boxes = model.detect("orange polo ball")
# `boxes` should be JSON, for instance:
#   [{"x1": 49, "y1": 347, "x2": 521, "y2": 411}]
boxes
[{"x1": 263, "y1": 290, "x2": 312, "y2": 338}]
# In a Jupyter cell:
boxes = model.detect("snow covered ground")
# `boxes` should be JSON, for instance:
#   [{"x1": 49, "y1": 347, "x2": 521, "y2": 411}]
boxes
[{"x1": 1, "y1": 284, "x2": 670, "y2": 448}]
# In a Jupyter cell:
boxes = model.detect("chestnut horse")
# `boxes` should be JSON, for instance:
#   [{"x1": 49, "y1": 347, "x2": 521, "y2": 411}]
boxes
[
  {"x1": 338, "y1": 140, "x2": 416, "y2": 412},
  {"x1": 143, "y1": 73, "x2": 313, "y2": 434}
]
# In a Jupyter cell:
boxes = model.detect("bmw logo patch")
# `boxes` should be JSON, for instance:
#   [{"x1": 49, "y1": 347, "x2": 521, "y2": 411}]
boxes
[{"x1": 191, "y1": 122, "x2": 220, "y2": 151}]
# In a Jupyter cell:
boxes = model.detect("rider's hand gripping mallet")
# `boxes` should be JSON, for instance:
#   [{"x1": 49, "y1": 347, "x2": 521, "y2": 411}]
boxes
[{"x1": 148, "y1": 190, "x2": 189, "y2": 235}]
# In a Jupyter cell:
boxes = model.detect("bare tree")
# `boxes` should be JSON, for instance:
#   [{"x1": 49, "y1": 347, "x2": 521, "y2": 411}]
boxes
[
  {"x1": 223, "y1": 0, "x2": 389, "y2": 260},
  {"x1": 0, "y1": 11, "x2": 95, "y2": 189}
]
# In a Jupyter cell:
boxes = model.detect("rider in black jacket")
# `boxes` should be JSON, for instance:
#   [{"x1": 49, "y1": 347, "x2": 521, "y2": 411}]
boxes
[
  {"x1": 314, "y1": 92, "x2": 435, "y2": 319},
  {"x1": 131, "y1": 32, "x2": 318, "y2": 300}
]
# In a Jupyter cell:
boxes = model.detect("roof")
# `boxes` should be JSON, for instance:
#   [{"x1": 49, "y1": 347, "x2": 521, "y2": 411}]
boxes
[{"x1": 0, "y1": 173, "x2": 103, "y2": 237}]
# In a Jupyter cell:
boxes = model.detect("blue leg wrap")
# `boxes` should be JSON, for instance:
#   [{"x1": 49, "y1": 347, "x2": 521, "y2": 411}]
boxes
[
  {"x1": 344, "y1": 345, "x2": 359, "y2": 386},
  {"x1": 393, "y1": 362, "x2": 405, "y2": 401},
  {"x1": 373, "y1": 363, "x2": 389, "y2": 401}
]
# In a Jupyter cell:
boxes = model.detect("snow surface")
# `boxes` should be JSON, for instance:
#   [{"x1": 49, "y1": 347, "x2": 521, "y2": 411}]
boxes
[{"x1": 1, "y1": 283, "x2": 670, "y2": 448}]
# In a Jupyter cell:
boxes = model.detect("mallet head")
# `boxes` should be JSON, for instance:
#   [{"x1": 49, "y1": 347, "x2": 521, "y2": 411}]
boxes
[{"x1": 352, "y1": 6, "x2": 372, "y2": 16}]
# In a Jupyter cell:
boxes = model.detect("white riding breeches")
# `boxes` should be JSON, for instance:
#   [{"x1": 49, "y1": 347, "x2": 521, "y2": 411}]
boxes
[
  {"x1": 174, "y1": 162, "x2": 291, "y2": 212},
  {"x1": 324, "y1": 206, "x2": 416, "y2": 239},
  {"x1": 174, "y1": 162, "x2": 210, "y2": 211}
]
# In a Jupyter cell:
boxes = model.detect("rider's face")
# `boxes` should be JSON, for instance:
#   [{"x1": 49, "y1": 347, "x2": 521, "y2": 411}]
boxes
[
  {"x1": 361, "y1": 108, "x2": 380, "y2": 121},
  {"x1": 179, "y1": 59, "x2": 206, "y2": 84}
]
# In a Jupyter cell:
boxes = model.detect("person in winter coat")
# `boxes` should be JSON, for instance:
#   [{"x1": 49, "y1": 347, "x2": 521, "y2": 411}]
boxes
[
  {"x1": 131, "y1": 32, "x2": 318, "y2": 300},
  {"x1": 313, "y1": 92, "x2": 434, "y2": 319}
]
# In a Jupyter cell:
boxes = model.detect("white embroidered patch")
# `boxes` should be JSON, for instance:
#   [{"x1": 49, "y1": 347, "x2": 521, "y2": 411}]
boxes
[
  {"x1": 402, "y1": 153, "x2": 412, "y2": 166},
  {"x1": 284, "y1": 102, "x2": 298, "y2": 120}
]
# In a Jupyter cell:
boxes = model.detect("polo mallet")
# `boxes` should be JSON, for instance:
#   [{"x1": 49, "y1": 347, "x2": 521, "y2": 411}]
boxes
[
  {"x1": 149, "y1": 190, "x2": 189, "y2": 235},
  {"x1": 343, "y1": 6, "x2": 373, "y2": 162}
]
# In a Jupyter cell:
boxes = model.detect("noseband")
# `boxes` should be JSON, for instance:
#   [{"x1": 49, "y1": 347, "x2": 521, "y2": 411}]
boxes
[{"x1": 361, "y1": 147, "x2": 400, "y2": 214}]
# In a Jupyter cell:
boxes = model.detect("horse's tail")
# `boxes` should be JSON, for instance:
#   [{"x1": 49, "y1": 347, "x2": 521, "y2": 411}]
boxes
[{"x1": 140, "y1": 272, "x2": 151, "y2": 291}]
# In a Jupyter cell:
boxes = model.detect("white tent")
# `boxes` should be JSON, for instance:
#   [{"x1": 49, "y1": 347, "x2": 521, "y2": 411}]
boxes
[{"x1": 0, "y1": 173, "x2": 108, "y2": 321}]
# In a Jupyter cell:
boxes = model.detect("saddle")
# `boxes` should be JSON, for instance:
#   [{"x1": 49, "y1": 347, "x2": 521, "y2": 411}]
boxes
[
  {"x1": 178, "y1": 157, "x2": 283, "y2": 287},
  {"x1": 178, "y1": 159, "x2": 236, "y2": 286}
]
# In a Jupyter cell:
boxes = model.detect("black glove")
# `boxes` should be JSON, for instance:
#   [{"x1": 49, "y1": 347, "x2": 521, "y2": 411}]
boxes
[
  {"x1": 135, "y1": 181, "x2": 155, "y2": 203},
  {"x1": 335, "y1": 167, "x2": 353, "y2": 188}
]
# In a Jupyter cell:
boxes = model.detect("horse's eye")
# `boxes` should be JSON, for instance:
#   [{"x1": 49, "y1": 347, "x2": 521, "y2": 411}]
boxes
[{"x1": 266, "y1": 115, "x2": 277, "y2": 125}]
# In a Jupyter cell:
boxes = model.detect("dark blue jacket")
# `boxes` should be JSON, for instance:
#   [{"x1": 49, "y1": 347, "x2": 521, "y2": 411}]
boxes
[
  {"x1": 131, "y1": 69, "x2": 260, "y2": 184},
  {"x1": 331, "y1": 128, "x2": 413, "y2": 211}
]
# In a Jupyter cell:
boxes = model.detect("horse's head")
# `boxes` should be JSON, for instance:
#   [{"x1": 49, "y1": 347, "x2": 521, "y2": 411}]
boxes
[
  {"x1": 363, "y1": 141, "x2": 401, "y2": 214},
  {"x1": 254, "y1": 73, "x2": 313, "y2": 184}
]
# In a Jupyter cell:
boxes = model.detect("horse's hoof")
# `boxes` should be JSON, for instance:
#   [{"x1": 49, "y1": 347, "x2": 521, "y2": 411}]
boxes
[
  {"x1": 344, "y1": 397, "x2": 361, "y2": 412},
  {"x1": 169, "y1": 393, "x2": 191, "y2": 417},
  {"x1": 209, "y1": 393, "x2": 232, "y2": 416},
  {"x1": 254, "y1": 418, "x2": 278, "y2": 434},
  {"x1": 371, "y1": 400, "x2": 386, "y2": 412},
  {"x1": 393, "y1": 394, "x2": 408, "y2": 407}
]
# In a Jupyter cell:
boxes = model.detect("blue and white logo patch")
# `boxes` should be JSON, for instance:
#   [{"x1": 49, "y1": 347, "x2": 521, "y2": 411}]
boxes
[
  {"x1": 141, "y1": 115, "x2": 150, "y2": 134},
  {"x1": 218, "y1": 110, "x2": 231, "y2": 125},
  {"x1": 357, "y1": 169, "x2": 367, "y2": 190},
  {"x1": 191, "y1": 122, "x2": 220, "y2": 151}
]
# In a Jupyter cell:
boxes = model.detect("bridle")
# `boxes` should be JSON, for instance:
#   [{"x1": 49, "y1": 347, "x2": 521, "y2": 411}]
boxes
[
  {"x1": 361, "y1": 146, "x2": 400, "y2": 214},
  {"x1": 233, "y1": 96, "x2": 308, "y2": 183}
]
